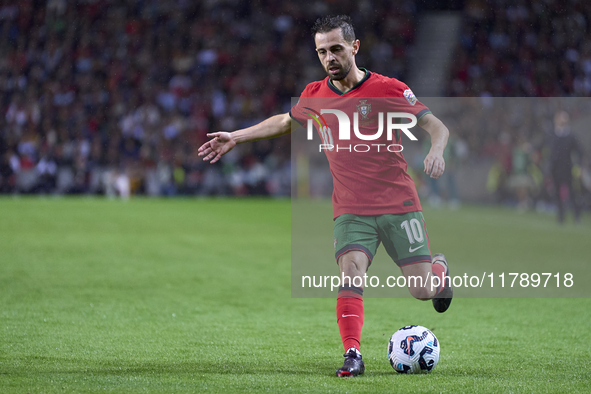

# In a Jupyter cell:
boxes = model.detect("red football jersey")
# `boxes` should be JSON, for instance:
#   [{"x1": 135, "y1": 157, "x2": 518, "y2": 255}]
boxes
[{"x1": 290, "y1": 69, "x2": 431, "y2": 219}]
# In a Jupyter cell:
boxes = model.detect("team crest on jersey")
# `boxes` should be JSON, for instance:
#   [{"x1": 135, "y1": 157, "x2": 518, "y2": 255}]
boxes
[
  {"x1": 403, "y1": 89, "x2": 417, "y2": 106},
  {"x1": 356, "y1": 100, "x2": 372, "y2": 119}
]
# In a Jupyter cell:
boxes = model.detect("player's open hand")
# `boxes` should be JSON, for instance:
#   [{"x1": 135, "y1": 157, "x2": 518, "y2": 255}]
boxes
[
  {"x1": 198, "y1": 132, "x2": 236, "y2": 164},
  {"x1": 424, "y1": 151, "x2": 445, "y2": 179}
]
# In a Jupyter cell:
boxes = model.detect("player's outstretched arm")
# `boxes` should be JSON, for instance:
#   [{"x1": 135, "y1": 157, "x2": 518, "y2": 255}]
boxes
[
  {"x1": 198, "y1": 113, "x2": 292, "y2": 163},
  {"x1": 418, "y1": 113, "x2": 449, "y2": 179}
]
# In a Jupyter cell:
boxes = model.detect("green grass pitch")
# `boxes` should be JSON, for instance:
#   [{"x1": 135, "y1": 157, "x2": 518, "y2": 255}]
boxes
[{"x1": 1, "y1": 197, "x2": 590, "y2": 393}]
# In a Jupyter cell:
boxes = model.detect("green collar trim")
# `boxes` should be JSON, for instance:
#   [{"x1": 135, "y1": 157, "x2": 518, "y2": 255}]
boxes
[{"x1": 327, "y1": 67, "x2": 371, "y2": 95}]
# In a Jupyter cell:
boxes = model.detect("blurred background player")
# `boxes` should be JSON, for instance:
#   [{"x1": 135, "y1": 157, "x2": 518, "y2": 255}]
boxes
[{"x1": 549, "y1": 111, "x2": 584, "y2": 224}]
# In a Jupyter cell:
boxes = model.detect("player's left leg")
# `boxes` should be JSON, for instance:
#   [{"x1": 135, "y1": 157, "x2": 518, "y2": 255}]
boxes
[
  {"x1": 552, "y1": 171, "x2": 566, "y2": 223},
  {"x1": 399, "y1": 261, "x2": 440, "y2": 300},
  {"x1": 430, "y1": 253, "x2": 453, "y2": 313},
  {"x1": 377, "y1": 212, "x2": 453, "y2": 312},
  {"x1": 399, "y1": 254, "x2": 452, "y2": 313},
  {"x1": 566, "y1": 177, "x2": 582, "y2": 223}
]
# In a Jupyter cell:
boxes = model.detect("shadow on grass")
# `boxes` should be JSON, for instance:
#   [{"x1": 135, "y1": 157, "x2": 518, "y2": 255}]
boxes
[{"x1": 2, "y1": 357, "x2": 341, "y2": 377}]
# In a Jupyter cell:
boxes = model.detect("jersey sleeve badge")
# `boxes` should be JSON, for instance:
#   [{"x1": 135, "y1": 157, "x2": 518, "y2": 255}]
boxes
[{"x1": 403, "y1": 89, "x2": 417, "y2": 106}]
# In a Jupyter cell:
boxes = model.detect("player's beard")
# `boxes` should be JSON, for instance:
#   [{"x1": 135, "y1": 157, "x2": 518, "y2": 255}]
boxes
[{"x1": 325, "y1": 61, "x2": 352, "y2": 81}]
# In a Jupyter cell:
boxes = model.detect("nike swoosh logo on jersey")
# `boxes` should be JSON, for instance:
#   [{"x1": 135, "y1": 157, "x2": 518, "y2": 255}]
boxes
[
  {"x1": 341, "y1": 314, "x2": 359, "y2": 318},
  {"x1": 409, "y1": 244, "x2": 424, "y2": 253}
]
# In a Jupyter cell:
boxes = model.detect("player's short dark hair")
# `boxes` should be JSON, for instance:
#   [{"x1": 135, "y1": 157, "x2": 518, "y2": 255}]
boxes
[{"x1": 311, "y1": 15, "x2": 356, "y2": 43}]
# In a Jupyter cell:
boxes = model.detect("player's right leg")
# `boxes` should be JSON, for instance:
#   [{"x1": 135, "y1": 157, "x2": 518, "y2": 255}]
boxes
[
  {"x1": 335, "y1": 250, "x2": 369, "y2": 377},
  {"x1": 333, "y1": 214, "x2": 379, "y2": 377}
]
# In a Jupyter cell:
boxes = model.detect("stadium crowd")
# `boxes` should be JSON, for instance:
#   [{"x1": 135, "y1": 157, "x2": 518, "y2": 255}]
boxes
[
  {"x1": 445, "y1": 0, "x2": 591, "y2": 213},
  {"x1": 0, "y1": 0, "x2": 419, "y2": 196},
  {"x1": 0, "y1": 0, "x2": 589, "y2": 213},
  {"x1": 434, "y1": 97, "x2": 590, "y2": 214},
  {"x1": 448, "y1": 0, "x2": 591, "y2": 97}
]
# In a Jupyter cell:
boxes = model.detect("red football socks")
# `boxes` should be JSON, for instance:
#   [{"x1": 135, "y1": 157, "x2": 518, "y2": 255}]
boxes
[
  {"x1": 336, "y1": 286, "x2": 364, "y2": 352},
  {"x1": 431, "y1": 261, "x2": 446, "y2": 294}
]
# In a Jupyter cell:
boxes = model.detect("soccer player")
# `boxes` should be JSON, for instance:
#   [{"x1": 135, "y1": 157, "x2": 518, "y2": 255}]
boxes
[
  {"x1": 549, "y1": 111, "x2": 584, "y2": 224},
  {"x1": 198, "y1": 15, "x2": 453, "y2": 377}
]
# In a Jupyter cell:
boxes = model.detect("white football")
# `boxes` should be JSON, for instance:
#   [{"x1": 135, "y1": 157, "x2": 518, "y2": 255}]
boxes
[{"x1": 387, "y1": 325, "x2": 440, "y2": 373}]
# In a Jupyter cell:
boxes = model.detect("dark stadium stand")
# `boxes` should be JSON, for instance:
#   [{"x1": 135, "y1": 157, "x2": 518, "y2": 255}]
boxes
[
  {"x1": 0, "y1": 0, "x2": 588, "y2": 209},
  {"x1": 448, "y1": 0, "x2": 591, "y2": 97},
  {"x1": 0, "y1": 0, "x2": 420, "y2": 196}
]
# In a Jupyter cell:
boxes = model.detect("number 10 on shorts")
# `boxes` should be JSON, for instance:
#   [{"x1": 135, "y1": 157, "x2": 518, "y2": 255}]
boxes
[{"x1": 401, "y1": 218, "x2": 424, "y2": 244}]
